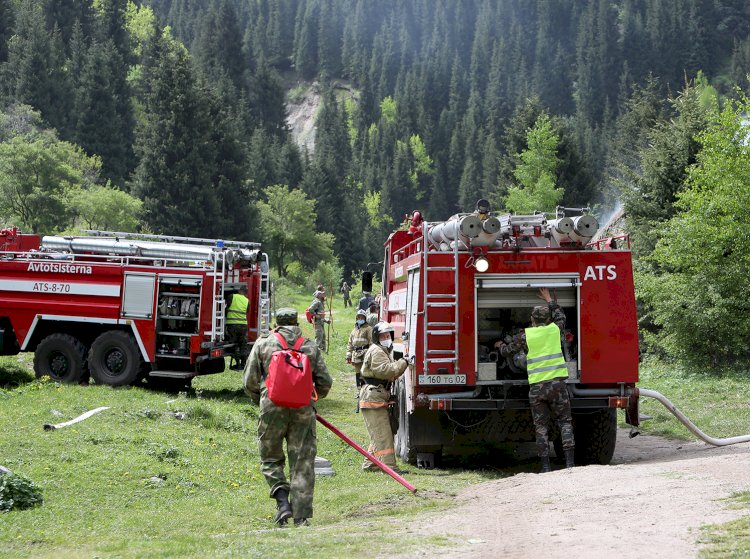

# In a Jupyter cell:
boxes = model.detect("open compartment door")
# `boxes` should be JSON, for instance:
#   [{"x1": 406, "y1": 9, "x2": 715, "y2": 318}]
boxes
[
  {"x1": 475, "y1": 274, "x2": 580, "y2": 382},
  {"x1": 404, "y1": 269, "x2": 420, "y2": 413}
]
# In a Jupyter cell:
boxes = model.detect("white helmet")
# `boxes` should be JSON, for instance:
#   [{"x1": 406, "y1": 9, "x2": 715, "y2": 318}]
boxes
[{"x1": 372, "y1": 321, "x2": 395, "y2": 344}]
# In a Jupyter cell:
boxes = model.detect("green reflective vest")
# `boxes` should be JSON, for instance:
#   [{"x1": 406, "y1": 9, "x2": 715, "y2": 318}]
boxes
[
  {"x1": 525, "y1": 322, "x2": 567, "y2": 385},
  {"x1": 226, "y1": 293, "x2": 249, "y2": 325}
]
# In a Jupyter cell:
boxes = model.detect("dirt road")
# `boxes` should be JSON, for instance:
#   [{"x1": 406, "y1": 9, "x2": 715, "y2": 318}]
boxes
[{"x1": 398, "y1": 430, "x2": 750, "y2": 558}]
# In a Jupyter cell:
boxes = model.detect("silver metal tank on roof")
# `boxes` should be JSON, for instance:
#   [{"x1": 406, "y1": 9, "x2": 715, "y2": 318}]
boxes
[
  {"x1": 569, "y1": 215, "x2": 598, "y2": 245},
  {"x1": 427, "y1": 214, "x2": 482, "y2": 251},
  {"x1": 41, "y1": 236, "x2": 223, "y2": 262}
]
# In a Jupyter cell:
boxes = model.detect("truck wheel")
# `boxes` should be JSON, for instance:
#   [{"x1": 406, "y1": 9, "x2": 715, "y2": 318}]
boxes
[
  {"x1": 88, "y1": 331, "x2": 142, "y2": 387},
  {"x1": 34, "y1": 334, "x2": 87, "y2": 383},
  {"x1": 394, "y1": 377, "x2": 417, "y2": 464},
  {"x1": 573, "y1": 409, "x2": 617, "y2": 465}
]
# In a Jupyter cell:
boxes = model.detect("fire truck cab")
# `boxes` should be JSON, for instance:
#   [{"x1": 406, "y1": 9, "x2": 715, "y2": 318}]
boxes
[
  {"x1": 0, "y1": 228, "x2": 270, "y2": 388},
  {"x1": 381, "y1": 208, "x2": 640, "y2": 468}
]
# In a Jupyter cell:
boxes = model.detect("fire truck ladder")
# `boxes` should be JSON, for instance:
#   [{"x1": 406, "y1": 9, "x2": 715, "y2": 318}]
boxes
[
  {"x1": 422, "y1": 223, "x2": 460, "y2": 370},
  {"x1": 258, "y1": 253, "x2": 271, "y2": 336},
  {"x1": 208, "y1": 249, "x2": 227, "y2": 343}
]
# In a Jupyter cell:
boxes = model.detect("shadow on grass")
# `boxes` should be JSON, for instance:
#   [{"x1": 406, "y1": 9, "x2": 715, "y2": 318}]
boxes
[
  {"x1": 0, "y1": 361, "x2": 34, "y2": 389},
  {"x1": 195, "y1": 387, "x2": 247, "y2": 403}
]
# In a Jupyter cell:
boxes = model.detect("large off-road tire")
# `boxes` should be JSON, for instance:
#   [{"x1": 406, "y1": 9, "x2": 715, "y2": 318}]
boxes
[
  {"x1": 572, "y1": 409, "x2": 617, "y2": 465},
  {"x1": 88, "y1": 331, "x2": 142, "y2": 387},
  {"x1": 34, "y1": 334, "x2": 87, "y2": 383}
]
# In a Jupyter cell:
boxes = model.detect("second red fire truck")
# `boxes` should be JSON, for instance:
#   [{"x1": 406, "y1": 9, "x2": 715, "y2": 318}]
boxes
[
  {"x1": 380, "y1": 207, "x2": 640, "y2": 468},
  {"x1": 0, "y1": 228, "x2": 270, "y2": 388}
]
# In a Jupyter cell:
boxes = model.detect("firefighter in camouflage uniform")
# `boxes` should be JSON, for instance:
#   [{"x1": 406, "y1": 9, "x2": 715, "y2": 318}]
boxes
[
  {"x1": 307, "y1": 291, "x2": 328, "y2": 351},
  {"x1": 495, "y1": 288, "x2": 575, "y2": 473},
  {"x1": 347, "y1": 309, "x2": 373, "y2": 387},
  {"x1": 359, "y1": 321, "x2": 409, "y2": 471},
  {"x1": 243, "y1": 308, "x2": 333, "y2": 526}
]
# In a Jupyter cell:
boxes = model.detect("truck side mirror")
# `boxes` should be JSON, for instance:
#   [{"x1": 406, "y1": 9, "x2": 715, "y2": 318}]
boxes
[{"x1": 362, "y1": 271, "x2": 373, "y2": 293}]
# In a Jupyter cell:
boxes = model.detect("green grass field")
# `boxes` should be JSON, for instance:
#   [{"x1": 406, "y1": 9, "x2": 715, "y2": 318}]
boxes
[
  {"x1": 1, "y1": 296, "x2": 749, "y2": 557},
  {"x1": 636, "y1": 360, "x2": 750, "y2": 442},
  {"x1": 0, "y1": 295, "x2": 503, "y2": 558},
  {"x1": 699, "y1": 493, "x2": 750, "y2": 558}
]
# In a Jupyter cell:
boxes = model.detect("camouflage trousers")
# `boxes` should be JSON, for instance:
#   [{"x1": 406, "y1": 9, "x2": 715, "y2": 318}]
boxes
[
  {"x1": 314, "y1": 322, "x2": 326, "y2": 352},
  {"x1": 225, "y1": 324, "x2": 248, "y2": 367},
  {"x1": 257, "y1": 402, "x2": 317, "y2": 518},
  {"x1": 361, "y1": 407, "x2": 397, "y2": 469},
  {"x1": 528, "y1": 378, "x2": 574, "y2": 458}
]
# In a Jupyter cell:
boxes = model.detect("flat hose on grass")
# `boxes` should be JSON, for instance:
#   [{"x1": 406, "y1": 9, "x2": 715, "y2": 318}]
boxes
[
  {"x1": 316, "y1": 413, "x2": 417, "y2": 493},
  {"x1": 640, "y1": 388, "x2": 750, "y2": 446},
  {"x1": 43, "y1": 407, "x2": 110, "y2": 431}
]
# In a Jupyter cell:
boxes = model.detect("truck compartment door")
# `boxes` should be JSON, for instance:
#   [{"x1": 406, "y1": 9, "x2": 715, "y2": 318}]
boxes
[
  {"x1": 122, "y1": 273, "x2": 156, "y2": 319},
  {"x1": 404, "y1": 269, "x2": 420, "y2": 413}
]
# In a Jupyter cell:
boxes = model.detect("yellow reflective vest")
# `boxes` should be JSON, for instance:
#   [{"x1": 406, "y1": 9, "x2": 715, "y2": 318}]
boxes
[
  {"x1": 524, "y1": 322, "x2": 567, "y2": 385},
  {"x1": 226, "y1": 293, "x2": 249, "y2": 325}
]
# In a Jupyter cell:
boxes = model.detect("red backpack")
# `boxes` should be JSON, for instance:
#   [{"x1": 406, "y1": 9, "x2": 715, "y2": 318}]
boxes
[
  {"x1": 265, "y1": 332, "x2": 314, "y2": 408},
  {"x1": 305, "y1": 309, "x2": 314, "y2": 323}
]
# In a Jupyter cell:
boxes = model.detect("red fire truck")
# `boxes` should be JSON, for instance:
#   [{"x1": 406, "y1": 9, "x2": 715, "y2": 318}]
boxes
[
  {"x1": 381, "y1": 208, "x2": 640, "y2": 468},
  {"x1": 0, "y1": 228, "x2": 270, "y2": 387}
]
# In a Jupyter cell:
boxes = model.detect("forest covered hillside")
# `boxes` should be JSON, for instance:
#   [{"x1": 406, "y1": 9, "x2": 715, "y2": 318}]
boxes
[{"x1": 2, "y1": 0, "x2": 750, "y2": 282}]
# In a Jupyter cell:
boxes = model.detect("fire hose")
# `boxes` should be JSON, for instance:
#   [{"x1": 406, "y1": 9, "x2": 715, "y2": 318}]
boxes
[
  {"x1": 315, "y1": 413, "x2": 417, "y2": 493},
  {"x1": 640, "y1": 388, "x2": 750, "y2": 446}
]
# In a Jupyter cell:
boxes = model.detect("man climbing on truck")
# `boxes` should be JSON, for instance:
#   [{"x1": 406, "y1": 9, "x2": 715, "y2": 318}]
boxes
[{"x1": 495, "y1": 288, "x2": 575, "y2": 473}]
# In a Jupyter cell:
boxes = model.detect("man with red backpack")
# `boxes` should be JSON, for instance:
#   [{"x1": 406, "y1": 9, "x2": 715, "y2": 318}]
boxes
[{"x1": 243, "y1": 308, "x2": 333, "y2": 527}]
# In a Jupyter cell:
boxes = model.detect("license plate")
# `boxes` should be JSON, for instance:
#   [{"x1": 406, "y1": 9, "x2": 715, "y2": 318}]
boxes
[{"x1": 418, "y1": 374, "x2": 467, "y2": 385}]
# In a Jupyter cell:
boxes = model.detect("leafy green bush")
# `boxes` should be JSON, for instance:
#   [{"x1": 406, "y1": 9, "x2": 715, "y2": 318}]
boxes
[
  {"x1": 272, "y1": 275, "x2": 305, "y2": 308},
  {"x1": 0, "y1": 472, "x2": 43, "y2": 512},
  {"x1": 308, "y1": 260, "x2": 343, "y2": 294},
  {"x1": 638, "y1": 97, "x2": 750, "y2": 366}
]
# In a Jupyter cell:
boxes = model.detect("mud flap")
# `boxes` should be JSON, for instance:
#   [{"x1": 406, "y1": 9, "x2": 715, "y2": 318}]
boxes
[
  {"x1": 625, "y1": 390, "x2": 640, "y2": 427},
  {"x1": 0, "y1": 326, "x2": 19, "y2": 356}
]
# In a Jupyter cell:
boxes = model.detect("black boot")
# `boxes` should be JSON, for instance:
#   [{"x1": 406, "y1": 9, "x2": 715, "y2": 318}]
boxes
[
  {"x1": 273, "y1": 488, "x2": 293, "y2": 525},
  {"x1": 564, "y1": 449, "x2": 575, "y2": 469},
  {"x1": 294, "y1": 518, "x2": 310, "y2": 527},
  {"x1": 540, "y1": 456, "x2": 552, "y2": 473}
]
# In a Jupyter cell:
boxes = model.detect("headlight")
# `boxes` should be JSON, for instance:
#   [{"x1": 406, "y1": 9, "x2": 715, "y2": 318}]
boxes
[{"x1": 474, "y1": 256, "x2": 489, "y2": 272}]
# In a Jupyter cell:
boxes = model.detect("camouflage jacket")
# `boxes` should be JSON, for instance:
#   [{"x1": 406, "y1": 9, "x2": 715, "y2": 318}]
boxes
[
  {"x1": 243, "y1": 326, "x2": 333, "y2": 409},
  {"x1": 347, "y1": 324, "x2": 373, "y2": 363},
  {"x1": 365, "y1": 312, "x2": 379, "y2": 326},
  {"x1": 308, "y1": 298, "x2": 325, "y2": 324},
  {"x1": 498, "y1": 303, "x2": 566, "y2": 357}
]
